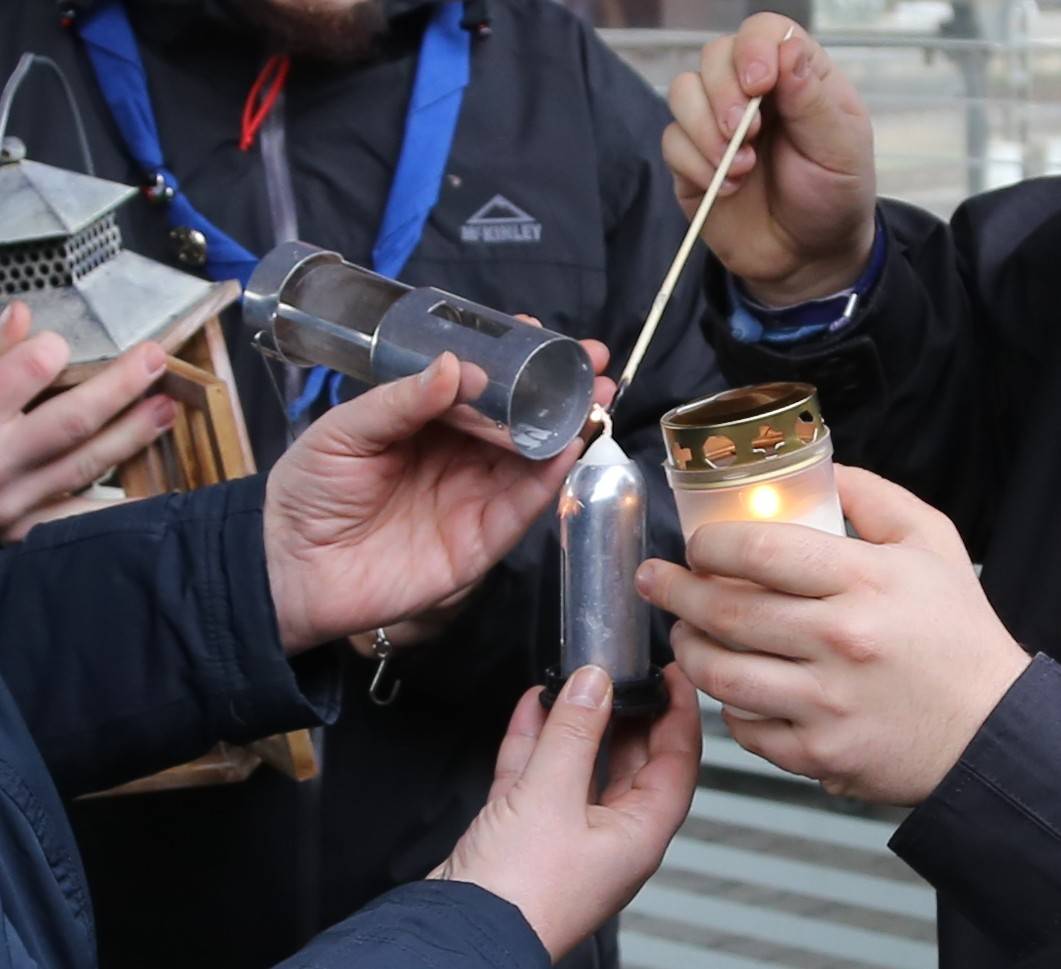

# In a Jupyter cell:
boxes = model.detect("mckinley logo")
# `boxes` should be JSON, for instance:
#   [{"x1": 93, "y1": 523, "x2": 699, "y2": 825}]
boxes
[{"x1": 461, "y1": 195, "x2": 543, "y2": 244}]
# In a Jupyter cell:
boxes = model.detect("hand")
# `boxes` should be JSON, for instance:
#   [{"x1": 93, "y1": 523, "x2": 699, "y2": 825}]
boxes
[
  {"x1": 0, "y1": 301, "x2": 176, "y2": 542},
  {"x1": 635, "y1": 466, "x2": 1031, "y2": 806},
  {"x1": 663, "y1": 13, "x2": 877, "y2": 304},
  {"x1": 430, "y1": 663, "x2": 701, "y2": 962},
  {"x1": 266, "y1": 351, "x2": 598, "y2": 652},
  {"x1": 347, "y1": 327, "x2": 614, "y2": 657}
]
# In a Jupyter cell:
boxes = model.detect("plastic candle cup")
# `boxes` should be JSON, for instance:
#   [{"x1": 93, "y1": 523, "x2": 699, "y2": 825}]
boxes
[
  {"x1": 660, "y1": 383, "x2": 843, "y2": 720},
  {"x1": 660, "y1": 383, "x2": 845, "y2": 542}
]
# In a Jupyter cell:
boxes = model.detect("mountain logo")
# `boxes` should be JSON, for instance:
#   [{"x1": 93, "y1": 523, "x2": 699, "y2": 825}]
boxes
[{"x1": 461, "y1": 194, "x2": 543, "y2": 244}]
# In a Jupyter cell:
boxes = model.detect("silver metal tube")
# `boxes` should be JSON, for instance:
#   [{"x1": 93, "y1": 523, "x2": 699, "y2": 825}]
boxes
[
  {"x1": 244, "y1": 241, "x2": 595, "y2": 460},
  {"x1": 559, "y1": 436, "x2": 650, "y2": 684}
]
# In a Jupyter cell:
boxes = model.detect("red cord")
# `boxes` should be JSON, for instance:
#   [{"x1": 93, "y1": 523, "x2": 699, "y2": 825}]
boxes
[{"x1": 240, "y1": 54, "x2": 291, "y2": 152}]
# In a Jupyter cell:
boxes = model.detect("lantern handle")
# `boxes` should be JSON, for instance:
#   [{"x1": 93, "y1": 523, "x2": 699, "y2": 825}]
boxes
[{"x1": 0, "y1": 52, "x2": 95, "y2": 175}]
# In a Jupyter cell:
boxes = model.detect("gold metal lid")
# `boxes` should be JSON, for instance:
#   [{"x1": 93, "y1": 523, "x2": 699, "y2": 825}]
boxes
[{"x1": 661, "y1": 382, "x2": 827, "y2": 475}]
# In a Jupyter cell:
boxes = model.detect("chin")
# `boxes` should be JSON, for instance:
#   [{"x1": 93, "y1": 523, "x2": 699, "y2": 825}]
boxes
[{"x1": 240, "y1": 0, "x2": 389, "y2": 61}]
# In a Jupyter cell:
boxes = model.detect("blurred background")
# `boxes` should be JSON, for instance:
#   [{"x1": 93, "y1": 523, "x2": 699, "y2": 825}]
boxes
[
  {"x1": 567, "y1": 0, "x2": 1060, "y2": 216},
  {"x1": 552, "y1": 2, "x2": 1058, "y2": 966}
]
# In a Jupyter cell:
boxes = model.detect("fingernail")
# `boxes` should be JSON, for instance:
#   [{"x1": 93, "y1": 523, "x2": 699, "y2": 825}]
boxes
[
  {"x1": 565, "y1": 665, "x2": 611, "y2": 709},
  {"x1": 0, "y1": 303, "x2": 12, "y2": 329},
  {"x1": 793, "y1": 54, "x2": 810, "y2": 80},
  {"x1": 743, "y1": 60, "x2": 769, "y2": 88},
  {"x1": 152, "y1": 397, "x2": 177, "y2": 429},
  {"x1": 724, "y1": 104, "x2": 745, "y2": 138},
  {"x1": 144, "y1": 344, "x2": 166, "y2": 376},
  {"x1": 635, "y1": 562, "x2": 655, "y2": 597}
]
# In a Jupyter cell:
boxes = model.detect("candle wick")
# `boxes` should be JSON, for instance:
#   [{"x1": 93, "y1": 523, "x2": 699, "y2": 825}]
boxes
[{"x1": 591, "y1": 403, "x2": 614, "y2": 439}]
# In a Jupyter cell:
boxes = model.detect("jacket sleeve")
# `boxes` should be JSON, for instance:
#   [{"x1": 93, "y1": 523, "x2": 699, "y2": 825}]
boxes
[
  {"x1": 274, "y1": 880, "x2": 549, "y2": 969},
  {"x1": 889, "y1": 653, "x2": 1061, "y2": 960},
  {"x1": 703, "y1": 179, "x2": 1061, "y2": 557},
  {"x1": 0, "y1": 475, "x2": 340, "y2": 797}
]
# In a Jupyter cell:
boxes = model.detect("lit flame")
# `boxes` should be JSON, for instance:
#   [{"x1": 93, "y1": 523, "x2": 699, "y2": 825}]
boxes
[{"x1": 746, "y1": 485, "x2": 782, "y2": 520}]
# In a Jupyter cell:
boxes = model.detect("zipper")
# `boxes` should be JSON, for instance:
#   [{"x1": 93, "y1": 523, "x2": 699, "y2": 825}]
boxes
[{"x1": 258, "y1": 88, "x2": 308, "y2": 434}]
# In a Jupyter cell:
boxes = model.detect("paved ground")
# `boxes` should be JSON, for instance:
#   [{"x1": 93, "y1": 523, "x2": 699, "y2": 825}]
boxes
[{"x1": 620, "y1": 698, "x2": 937, "y2": 969}]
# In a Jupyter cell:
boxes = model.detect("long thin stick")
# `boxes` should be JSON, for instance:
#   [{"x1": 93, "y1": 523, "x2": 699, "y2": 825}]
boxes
[{"x1": 608, "y1": 25, "x2": 793, "y2": 416}]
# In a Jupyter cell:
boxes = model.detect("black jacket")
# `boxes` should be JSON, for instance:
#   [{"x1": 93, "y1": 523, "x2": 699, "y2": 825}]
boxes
[
  {"x1": 1, "y1": 3, "x2": 721, "y2": 967},
  {"x1": 704, "y1": 179, "x2": 1061, "y2": 968},
  {"x1": 0, "y1": 476, "x2": 549, "y2": 969}
]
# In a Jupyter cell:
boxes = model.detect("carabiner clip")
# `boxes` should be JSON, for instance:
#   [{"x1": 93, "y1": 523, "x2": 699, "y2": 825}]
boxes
[{"x1": 368, "y1": 628, "x2": 401, "y2": 707}]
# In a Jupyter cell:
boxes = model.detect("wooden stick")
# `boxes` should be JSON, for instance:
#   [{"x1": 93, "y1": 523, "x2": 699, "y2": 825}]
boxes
[{"x1": 608, "y1": 25, "x2": 794, "y2": 416}]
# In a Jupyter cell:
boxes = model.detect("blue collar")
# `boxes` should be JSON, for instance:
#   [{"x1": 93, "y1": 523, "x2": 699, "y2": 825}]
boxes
[{"x1": 77, "y1": 0, "x2": 471, "y2": 414}]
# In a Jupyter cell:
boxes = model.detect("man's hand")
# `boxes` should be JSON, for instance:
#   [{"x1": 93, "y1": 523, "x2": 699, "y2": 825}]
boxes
[
  {"x1": 266, "y1": 351, "x2": 597, "y2": 652},
  {"x1": 346, "y1": 328, "x2": 614, "y2": 657},
  {"x1": 663, "y1": 13, "x2": 877, "y2": 305},
  {"x1": 431, "y1": 663, "x2": 701, "y2": 962},
  {"x1": 0, "y1": 301, "x2": 175, "y2": 542},
  {"x1": 635, "y1": 466, "x2": 1031, "y2": 806}
]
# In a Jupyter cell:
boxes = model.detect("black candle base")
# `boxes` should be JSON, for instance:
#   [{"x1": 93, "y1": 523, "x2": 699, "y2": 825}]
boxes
[{"x1": 540, "y1": 664, "x2": 668, "y2": 718}]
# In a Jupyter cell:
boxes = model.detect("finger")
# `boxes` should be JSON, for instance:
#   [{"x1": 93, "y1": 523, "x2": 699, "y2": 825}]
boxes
[
  {"x1": 592, "y1": 376, "x2": 616, "y2": 410},
  {"x1": 662, "y1": 113, "x2": 744, "y2": 205},
  {"x1": 314, "y1": 351, "x2": 462, "y2": 457},
  {"x1": 520, "y1": 665, "x2": 613, "y2": 811},
  {"x1": 773, "y1": 34, "x2": 873, "y2": 178},
  {"x1": 670, "y1": 69, "x2": 756, "y2": 178},
  {"x1": 606, "y1": 664, "x2": 701, "y2": 844},
  {"x1": 17, "y1": 343, "x2": 168, "y2": 472},
  {"x1": 0, "y1": 301, "x2": 31, "y2": 355},
  {"x1": 835, "y1": 465, "x2": 967, "y2": 561},
  {"x1": 473, "y1": 437, "x2": 583, "y2": 578},
  {"x1": 648, "y1": 570, "x2": 821, "y2": 659},
  {"x1": 0, "y1": 395, "x2": 176, "y2": 528},
  {"x1": 581, "y1": 338, "x2": 610, "y2": 377},
  {"x1": 489, "y1": 687, "x2": 548, "y2": 802},
  {"x1": 0, "y1": 331, "x2": 70, "y2": 418},
  {"x1": 602, "y1": 718, "x2": 651, "y2": 803},
  {"x1": 652, "y1": 519, "x2": 867, "y2": 598},
  {"x1": 731, "y1": 13, "x2": 803, "y2": 97},
  {"x1": 723, "y1": 714, "x2": 820, "y2": 781},
  {"x1": 515, "y1": 314, "x2": 542, "y2": 327},
  {"x1": 672, "y1": 621, "x2": 818, "y2": 721}
]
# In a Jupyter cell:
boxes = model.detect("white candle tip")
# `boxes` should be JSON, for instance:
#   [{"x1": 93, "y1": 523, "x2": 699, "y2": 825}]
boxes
[{"x1": 581, "y1": 434, "x2": 631, "y2": 466}]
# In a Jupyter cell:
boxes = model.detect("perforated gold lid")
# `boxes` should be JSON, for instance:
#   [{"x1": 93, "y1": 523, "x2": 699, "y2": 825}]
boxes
[{"x1": 661, "y1": 382, "x2": 828, "y2": 479}]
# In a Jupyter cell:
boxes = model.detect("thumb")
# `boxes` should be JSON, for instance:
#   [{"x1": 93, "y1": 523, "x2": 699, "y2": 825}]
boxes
[
  {"x1": 314, "y1": 352, "x2": 461, "y2": 457},
  {"x1": 520, "y1": 666, "x2": 614, "y2": 812},
  {"x1": 772, "y1": 36, "x2": 872, "y2": 179},
  {"x1": 836, "y1": 465, "x2": 968, "y2": 561}
]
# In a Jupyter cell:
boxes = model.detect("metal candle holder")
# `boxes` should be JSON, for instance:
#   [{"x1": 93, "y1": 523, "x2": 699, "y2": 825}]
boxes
[
  {"x1": 244, "y1": 241, "x2": 595, "y2": 460},
  {"x1": 542, "y1": 429, "x2": 667, "y2": 718}
]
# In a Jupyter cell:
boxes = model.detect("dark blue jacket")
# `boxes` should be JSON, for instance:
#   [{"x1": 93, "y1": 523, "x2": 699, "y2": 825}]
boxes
[
  {"x1": 703, "y1": 182, "x2": 1061, "y2": 967},
  {"x1": 0, "y1": 6, "x2": 720, "y2": 965},
  {"x1": 0, "y1": 476, "x2": 548, "y2": 969}
]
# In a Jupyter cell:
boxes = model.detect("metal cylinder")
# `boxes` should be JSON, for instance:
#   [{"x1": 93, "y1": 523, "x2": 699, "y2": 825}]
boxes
[
  {"x1": 244, "y1": 241, "x2": 595, "y2": 460},
  {"x1": 559, "y1": 435, "x2": 650, "y2": 684}
]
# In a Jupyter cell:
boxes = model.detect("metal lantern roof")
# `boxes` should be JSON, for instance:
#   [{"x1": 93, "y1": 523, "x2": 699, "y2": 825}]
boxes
[{"x1": 0, "y1": 137, "x2": 225, "y2": 372}]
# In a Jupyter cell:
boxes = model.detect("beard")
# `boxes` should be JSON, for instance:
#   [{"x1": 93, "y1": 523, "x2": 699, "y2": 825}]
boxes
[{"x1": 235, "y1": 0, "x2": 390, "y2": 62}]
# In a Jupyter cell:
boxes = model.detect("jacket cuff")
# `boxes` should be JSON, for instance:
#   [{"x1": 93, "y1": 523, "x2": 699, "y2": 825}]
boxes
[
  {"x1": 184, "y1": 474, "x2": 341, "y2": 739},
  {"x1": 890, "y1": 653, "x2": 1061, "y2": 957},
  {"x1": 278, "y1": 880, "x2": 550, "y2": 969}
]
